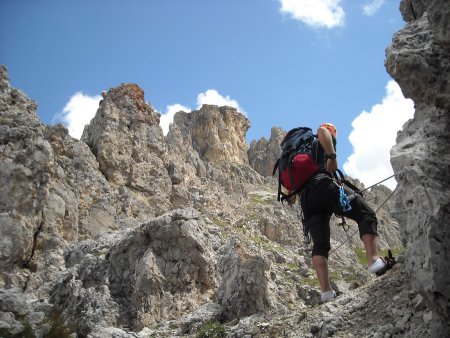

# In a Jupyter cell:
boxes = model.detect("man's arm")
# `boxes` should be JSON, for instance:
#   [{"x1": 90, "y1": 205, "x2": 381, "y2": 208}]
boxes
[{"x1": 317, "y1": 127, "x2": 338, "y2": 174}]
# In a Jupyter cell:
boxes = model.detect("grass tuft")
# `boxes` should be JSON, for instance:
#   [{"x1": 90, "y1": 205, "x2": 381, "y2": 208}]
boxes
[
  {"x1": 43, "y1": 312, "x2": 76, "y2": 338},
  {"x1": 196, "y1": 322, "x2": 227, "y2": 338}
]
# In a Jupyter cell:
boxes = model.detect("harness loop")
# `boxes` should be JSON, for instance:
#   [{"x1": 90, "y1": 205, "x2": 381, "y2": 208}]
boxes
[{"x1": 329, "y1": 185, "x2": 397, "y2": 256}]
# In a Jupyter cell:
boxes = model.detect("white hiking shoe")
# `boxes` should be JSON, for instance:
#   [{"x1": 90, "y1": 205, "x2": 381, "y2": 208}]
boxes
[
  {"x1": 321, "y1": 290, "x2": 337, "y2": 303},
  {"x1": 368, "y1": 257, "x2": 386, "y2": 274},
  {"x1": 369, "y1": 251, "x2": 397, "y2": 276}
]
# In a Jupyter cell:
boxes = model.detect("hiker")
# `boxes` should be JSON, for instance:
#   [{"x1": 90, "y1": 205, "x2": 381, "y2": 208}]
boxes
[{"x1": 281, "y1": 123, "x2": 393, "y2": 303}]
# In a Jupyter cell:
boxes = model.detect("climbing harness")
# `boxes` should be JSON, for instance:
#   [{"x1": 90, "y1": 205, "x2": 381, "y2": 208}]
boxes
[
  {"x1": 333, "y1": 169, "x2": 359, "y2": 231},
  {"x1": 297, "y1": 171, "x2": 397, "y2": 255},
  {"x1": 329, "y1": 185, "x2": 397, "y2": 257}
]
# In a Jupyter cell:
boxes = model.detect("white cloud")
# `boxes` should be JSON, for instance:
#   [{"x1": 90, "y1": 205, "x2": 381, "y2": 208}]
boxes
[
  {"x1": 57, "y1": 92, "x2": 101, "y2": 139},
  {"x1": 159, "y1": 89, "x2": 244, "y2": 135},
  {"x1": 343, "y1": 80, "x2": 414, "y2": 190},
  {"x1": 279, "y1": 0, "x2": 345, "y2": 29},
  {"x1": 160, "y1": 103, "x2": 191, "y2": 135},
  {"x1": 362, "y1": 0, "x2": 385, "y2": 16},
  {"x1": 196, "y1": 89, "x2": 245, "y2": 114}
]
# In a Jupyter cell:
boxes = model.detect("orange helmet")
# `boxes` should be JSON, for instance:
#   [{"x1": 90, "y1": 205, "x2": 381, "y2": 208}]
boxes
[{"x1": 320, "y1": 123, "x2": 337, "y2": 138}]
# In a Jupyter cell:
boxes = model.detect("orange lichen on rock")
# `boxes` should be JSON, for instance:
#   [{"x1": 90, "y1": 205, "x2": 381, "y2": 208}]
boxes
[{"x1": 109, "y1": 83, "x2": 153, "y2": 114}]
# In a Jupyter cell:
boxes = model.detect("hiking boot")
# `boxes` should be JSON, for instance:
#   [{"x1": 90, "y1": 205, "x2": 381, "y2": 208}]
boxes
[
  {"x1": 368, "y1": 250, "x2": 396, "y2": 276},
  {"x1": 321, "y1": 290, "x2": 336, "y2": 303}
]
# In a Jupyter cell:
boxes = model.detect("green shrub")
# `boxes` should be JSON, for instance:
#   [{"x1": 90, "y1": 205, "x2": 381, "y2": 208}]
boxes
[
  {"x1": 43, "y1": 312, "x2": 75, "y2": 338},
  {"x1": 196, "y1": 322, "x2": 227, "y2": 338}
]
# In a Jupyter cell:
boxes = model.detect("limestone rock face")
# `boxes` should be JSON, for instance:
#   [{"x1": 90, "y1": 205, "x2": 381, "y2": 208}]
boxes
[
  {"x1": 166, "y1": 104, "x2": 263, "y2": 199},
  {"x1": 400, "y1": 0, "x2": 450, "y2": 47},
  {"x1": 218, "y1": 238, "x2": 274, "y2": 321},
  {"x1": 168, "y1": 105, "x2": 250, "y2": 164},
  {"x1": 0, "y1": 67, "x2": 166, "y2": 301},
  {"x1": 386, "y1": 0, "x2": 450, "y2": 335},
  {"x1": 399, "y1": 0, "x2": 428, "y2": 22},
  {"x1": 51, "y1": 208, "x2": 217, "y2": 333},
  {"x1": 82, "y1": 84, "x2": 172, "y2": 213},
  {"x1": 248, "y1": 127, "x2": 285, "y2": 177},
  {"x1": 0, "y1": 65, "x2": 50, "y2": 285}
]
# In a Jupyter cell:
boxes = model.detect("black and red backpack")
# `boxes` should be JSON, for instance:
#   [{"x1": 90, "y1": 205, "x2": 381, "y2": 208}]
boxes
[{"x1": 272, "y1": 127, "x2": 319, "y2": 202}]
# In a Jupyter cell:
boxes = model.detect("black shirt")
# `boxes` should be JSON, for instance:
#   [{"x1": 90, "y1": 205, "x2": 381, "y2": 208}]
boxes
[{"x1": 312, "y1": 136, "x2": 337, "y2": 174}]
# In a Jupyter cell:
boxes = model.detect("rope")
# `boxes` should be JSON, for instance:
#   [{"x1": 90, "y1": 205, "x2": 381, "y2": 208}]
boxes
[
  {"x1": 339, "y1": 186, "x2": 352, "y2": 212},
  {"x1": 360, "y1": 174, "x2": 395, "y2": 193},
  {"x1": 328, "y1": 186, "x2": 397, "y2": 256}
]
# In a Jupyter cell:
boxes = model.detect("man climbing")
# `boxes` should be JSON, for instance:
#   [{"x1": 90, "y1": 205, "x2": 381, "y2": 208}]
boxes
[{"x1": 292, "y1": 123, "x2": 392, "y2": 303}]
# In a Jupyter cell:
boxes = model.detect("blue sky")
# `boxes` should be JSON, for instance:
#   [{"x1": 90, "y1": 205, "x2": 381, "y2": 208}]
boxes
[{"x1": 0, "y1": 0, "x2": 414, "y2": 189}]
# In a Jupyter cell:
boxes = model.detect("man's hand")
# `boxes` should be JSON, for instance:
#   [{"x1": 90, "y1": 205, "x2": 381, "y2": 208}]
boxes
[{"x1": 326, "y1": 158, "x2": 338, "y2": 174}]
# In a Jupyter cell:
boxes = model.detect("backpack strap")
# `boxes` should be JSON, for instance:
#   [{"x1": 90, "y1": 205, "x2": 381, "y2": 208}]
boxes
[
  {"x1": 287, "y1": 153, "x2": 299, "y2": 192},
  {"x1": 272, "y1": 158, "x2": 280, "y2": 177},
  {"x1": 277, "y1": 171, "x2": 283, "y2": 202},
  {"x1": 272, "y1": 159, "x2": 282, "y2": 202}
]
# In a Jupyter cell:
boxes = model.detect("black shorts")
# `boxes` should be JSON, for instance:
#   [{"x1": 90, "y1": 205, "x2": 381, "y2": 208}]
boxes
[{"x1": 300, "y1": 175, "x2": 378, "y2": 258}]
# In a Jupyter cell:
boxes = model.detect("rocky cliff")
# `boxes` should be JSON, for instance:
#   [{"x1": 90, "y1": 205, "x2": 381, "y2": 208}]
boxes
[
  {"x1": 386, "y1": 0, "x2": 450, "y2": 336},
  {"x1": 168, "y1": 104, "x2": 250, "y2": 165},
  {"x1": 247, "y1": 127, "x2": 285, "y2": 178},
  {"x1": 0, "y1": 65, "x2": 410, "y2": 337},
  {"x1": 1, "y1": 1, "x2": 448, "y2": 335}
]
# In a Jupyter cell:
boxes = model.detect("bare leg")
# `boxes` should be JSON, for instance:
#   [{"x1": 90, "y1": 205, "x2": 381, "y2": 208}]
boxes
[
  {"x1": 362, "y1": 234, "x2": 379, "y2": 266},
  {"x1": 312, "y1": 255, "x2": 333, "y2": 292}
]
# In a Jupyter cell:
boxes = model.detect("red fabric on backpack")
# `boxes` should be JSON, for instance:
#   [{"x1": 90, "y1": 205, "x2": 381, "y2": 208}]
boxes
[{"x1": 280, "y1": 153, "x2": 318, "y2": 191}]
